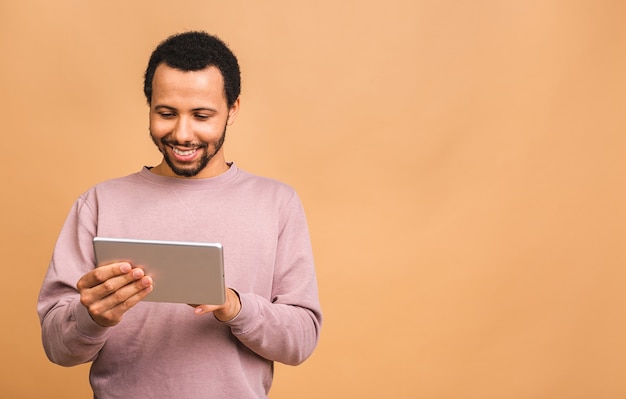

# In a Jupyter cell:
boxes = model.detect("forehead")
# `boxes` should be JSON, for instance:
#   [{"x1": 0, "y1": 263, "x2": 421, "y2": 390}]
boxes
[{"x1": 151, "y1": 63, "x2": 227, "y2": 106}]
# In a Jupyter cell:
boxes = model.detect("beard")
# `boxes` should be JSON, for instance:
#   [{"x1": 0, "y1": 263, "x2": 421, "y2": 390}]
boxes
[{"x1": 150, "y1": 126, "x2": 227, "y2": 178}]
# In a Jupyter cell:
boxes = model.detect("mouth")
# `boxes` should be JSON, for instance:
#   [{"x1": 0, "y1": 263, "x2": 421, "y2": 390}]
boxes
[
  {"x1": 167, "y1": 144, "x2": 205, "y2": 162},
  {"x1": 171, "y1": 146, "x2": 198, "y2": 156}
]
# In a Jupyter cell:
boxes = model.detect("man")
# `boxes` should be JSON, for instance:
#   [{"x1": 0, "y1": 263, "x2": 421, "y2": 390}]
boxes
[{"x1": 37, "y1": 31, "x2": 322, "y2": 398}]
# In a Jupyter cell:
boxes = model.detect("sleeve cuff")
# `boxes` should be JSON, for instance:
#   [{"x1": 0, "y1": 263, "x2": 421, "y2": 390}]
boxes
[
  {"x1": 222, "y1": 292, "x2": 262, "y2": 335},
  {"x1": 72, "y1": 300, "x2": 111, "y2": 338}
]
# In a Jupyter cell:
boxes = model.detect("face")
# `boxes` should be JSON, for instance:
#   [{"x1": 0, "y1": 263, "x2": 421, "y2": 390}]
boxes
[{"x1": 149, "y1": 63, "x2": 239, "y2": 178}]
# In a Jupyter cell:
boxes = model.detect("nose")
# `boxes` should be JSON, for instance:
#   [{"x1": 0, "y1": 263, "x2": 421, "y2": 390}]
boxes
[{"x1": 171, "y1": 116, "x2": 194, "y2": 144}]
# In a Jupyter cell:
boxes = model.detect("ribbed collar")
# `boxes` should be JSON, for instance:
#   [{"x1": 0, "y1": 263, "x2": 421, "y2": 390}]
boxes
[{"x1": 137, "y1": 162, "x2": 240, "y2": 190}]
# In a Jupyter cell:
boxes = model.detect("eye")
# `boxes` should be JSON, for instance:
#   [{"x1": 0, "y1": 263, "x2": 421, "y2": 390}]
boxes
[
  {"x1": 158, "y1": 112, "x2": 176, "y2": 119},
  {"x1": 194, "y1": 113, "x2": 210, "y2": 121}
]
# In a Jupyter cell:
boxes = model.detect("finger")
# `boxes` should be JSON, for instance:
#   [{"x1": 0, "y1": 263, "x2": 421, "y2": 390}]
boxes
[
  {"x1": 89, "y1": 275, "x2": 153, "y2": 315},
  {"x1": 193, "y1": 304, "x2": 218, "y2": 315},
  {"x1": 195, "y1": 289, "x2": 240, "y2": 321},
  {"x1": 79, "y1": 267, "x2": 146, "y2": 307},
  {"x1": 119, "y1": 281, "x2": 154, "y2": 309},
  {"x1": 88, "y1": 276, "x2": 153, "y2": 326},
  {"x1": 77, "y1": 262, "x2": 132, "y2": 290},
  {"x1": 92, "y1": 267, "x2": 146, "y2": 299}
]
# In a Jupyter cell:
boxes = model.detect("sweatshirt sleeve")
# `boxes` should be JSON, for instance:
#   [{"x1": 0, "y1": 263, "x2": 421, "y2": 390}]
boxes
[
  {"x1": 223, "y1": 191, "x2": 322, "y2": 365},
  {"x1": 37, "y1": 193, "x2": 111, "y2": 366}
]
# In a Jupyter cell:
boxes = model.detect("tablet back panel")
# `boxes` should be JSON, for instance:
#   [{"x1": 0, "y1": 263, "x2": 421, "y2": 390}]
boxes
[{"x1": 93, "y1": 237, "x2": 226, "y2": 305}]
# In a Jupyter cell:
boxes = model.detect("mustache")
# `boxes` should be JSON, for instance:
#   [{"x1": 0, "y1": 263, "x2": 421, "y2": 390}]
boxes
[{"x1": 160, "y1": 138, "x2": 208, "y2": 149}]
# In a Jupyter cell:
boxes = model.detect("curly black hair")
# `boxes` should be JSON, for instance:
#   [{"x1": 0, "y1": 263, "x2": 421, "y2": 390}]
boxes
[{"x1": 143, "y1": 31, "x2": 241, "y2": 108}]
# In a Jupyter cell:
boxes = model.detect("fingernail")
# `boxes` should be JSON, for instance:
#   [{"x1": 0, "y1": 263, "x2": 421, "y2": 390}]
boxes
[
  {"x1": 194, "y1": 307, "x2": 203, "y2": 315},
  {"x1": 132, "y1": 268, "x2": 144, "y2": 278},
  {"x1": 120, "y1": 263, "x2": 131, "y2": 273}
]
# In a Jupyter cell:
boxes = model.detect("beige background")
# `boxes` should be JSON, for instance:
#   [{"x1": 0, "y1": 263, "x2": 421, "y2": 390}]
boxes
[{"x1": 2, "y1": 1, "x2": 625, "y2": 398}]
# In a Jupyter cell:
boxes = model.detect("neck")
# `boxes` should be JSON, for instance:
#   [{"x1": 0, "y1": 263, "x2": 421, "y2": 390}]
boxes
[{"x1": 151, "y1": 158, "x2": 230, "y2": 179}]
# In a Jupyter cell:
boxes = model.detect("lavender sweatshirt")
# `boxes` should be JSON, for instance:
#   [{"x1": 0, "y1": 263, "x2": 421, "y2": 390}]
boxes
[{"x1": 37, "y1": 164, "x2": 322, "y2": 398}]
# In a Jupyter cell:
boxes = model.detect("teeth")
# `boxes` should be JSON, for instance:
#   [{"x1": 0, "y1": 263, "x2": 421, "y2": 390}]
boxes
[{"x1": 172, "y1": 147, "x2": 196, "y2": 156}]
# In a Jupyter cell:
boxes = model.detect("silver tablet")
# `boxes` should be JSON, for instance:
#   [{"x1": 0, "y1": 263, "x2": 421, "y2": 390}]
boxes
[{"x1": 93, "y1": 237, "x2": 226, "y2": 305}]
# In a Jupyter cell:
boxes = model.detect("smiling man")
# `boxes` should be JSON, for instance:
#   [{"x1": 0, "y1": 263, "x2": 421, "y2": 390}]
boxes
[
  {"x1": 149, "y1": 63, "x2": 237, "y2": 179},
  {"x1": 37, "y1": 31, "x2": 322, "y2": 398}
]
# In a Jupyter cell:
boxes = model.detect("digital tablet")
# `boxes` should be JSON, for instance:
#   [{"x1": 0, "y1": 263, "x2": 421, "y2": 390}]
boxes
[{"x1": 93, "y1": 237, "x2": 226, "y2": 305}]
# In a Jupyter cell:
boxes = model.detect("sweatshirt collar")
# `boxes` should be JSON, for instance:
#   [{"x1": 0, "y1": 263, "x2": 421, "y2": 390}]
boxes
[{"x1": 138, "y1": 162, "x2": 239, "y2": 189}]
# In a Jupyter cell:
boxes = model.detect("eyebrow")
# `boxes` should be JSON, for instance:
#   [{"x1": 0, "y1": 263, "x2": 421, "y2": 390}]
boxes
[{"x1": 154, "y1": 105, "x2": 219, "y2": 113}]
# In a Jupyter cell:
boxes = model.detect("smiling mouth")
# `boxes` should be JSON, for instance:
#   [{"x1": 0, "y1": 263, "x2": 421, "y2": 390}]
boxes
[{"x1": 171, "y1": 146, "x2": 198, "y2": 156}]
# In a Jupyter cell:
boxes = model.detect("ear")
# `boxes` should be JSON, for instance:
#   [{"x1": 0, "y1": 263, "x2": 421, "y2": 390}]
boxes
[{"x1": 226, "y1": 98, "x2": 240, "y2": 126}]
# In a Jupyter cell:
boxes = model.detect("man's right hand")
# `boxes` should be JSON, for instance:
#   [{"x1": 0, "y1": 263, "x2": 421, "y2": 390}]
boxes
[{"x1": 77, "y1": 262, "x2": 153, "y2": 327}]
